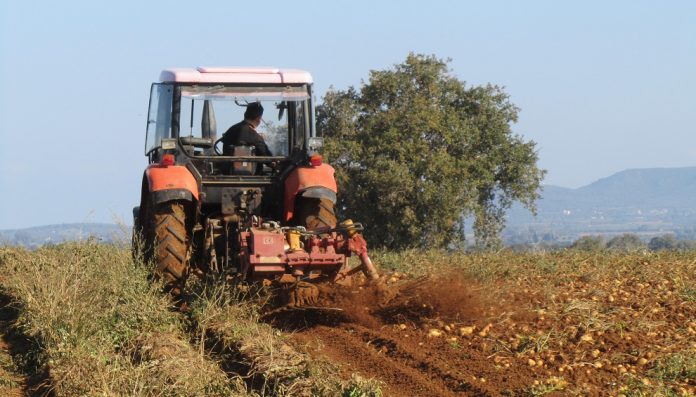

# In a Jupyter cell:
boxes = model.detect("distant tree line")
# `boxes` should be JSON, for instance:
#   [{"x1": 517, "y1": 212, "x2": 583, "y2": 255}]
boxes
[
  {"x1": 504, "y1": 233, "x2": 696, "y2": 253},
  {"x1": 569, "y1": 233, "x2": 696, "y2": 252}
]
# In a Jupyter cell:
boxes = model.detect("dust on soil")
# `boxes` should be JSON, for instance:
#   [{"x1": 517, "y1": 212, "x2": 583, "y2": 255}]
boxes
[{"x1": 265, "y1": 273, "x2": 538, "y2": 396}]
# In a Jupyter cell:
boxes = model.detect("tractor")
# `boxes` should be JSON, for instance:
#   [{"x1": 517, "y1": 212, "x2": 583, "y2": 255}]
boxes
[{"x1": 133, "y1": 67, "x2": 378, "y2": 306}]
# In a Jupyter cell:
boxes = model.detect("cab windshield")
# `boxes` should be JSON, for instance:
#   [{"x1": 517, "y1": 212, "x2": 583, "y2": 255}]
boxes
[{"x1": 178, "y1": 85, "x2": 311, "y2": 157}]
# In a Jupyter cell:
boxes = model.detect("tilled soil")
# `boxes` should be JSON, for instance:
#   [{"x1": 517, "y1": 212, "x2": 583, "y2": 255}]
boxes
[
  {"x1": 290, "y1": 320, "x2": 534, "y2": 397},
  {"x1": 266, "y1": 267, "x2": 695, "y2": 397},
  {"x1": 266, "y1": 276, "x2": 538, "y2": 396}
]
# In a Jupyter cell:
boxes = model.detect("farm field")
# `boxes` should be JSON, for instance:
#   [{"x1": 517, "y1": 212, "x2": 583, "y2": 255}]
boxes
[{"x1": 0, "y1": 243, "x2": 694, "y2": 396}]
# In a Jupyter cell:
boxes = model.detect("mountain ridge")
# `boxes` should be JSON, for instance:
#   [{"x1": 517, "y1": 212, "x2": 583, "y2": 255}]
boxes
[
  {"x1": 505, "y1": 166, "x2": 696, "y2": 243},
  {"x1": 0, "y1": 223, "x2": 125, "y2": 248}
]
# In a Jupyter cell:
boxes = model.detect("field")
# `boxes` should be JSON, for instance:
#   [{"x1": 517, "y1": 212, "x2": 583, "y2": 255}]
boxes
[{"x1": 0, "y1": 243, "x2": 694, "y2": 396}]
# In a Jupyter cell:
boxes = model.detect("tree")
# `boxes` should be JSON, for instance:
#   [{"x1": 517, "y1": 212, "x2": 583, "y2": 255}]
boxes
[
  {"x1": 606, "y1": 234, "x2": 646, "y2": 252},
  {"x1": 675, "y1": 240, "x2": 696, "y2": 251},
  {"x1": 570, "y1": 235, "x2": 606, "y2": 251},
  {"x1": 317, "y1": 54, "x2": 545, "y2": 249},
  {"x1": 648, "y1": 234, "x2": 678, "y2": 251}
]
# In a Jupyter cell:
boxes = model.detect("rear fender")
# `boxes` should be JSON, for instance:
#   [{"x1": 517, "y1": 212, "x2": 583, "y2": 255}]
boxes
[
  {"x1": 145, "y1": 164, "x2": 200, "y2": 204},
  {"x1": 284, "y1": 164, "x2": 338, "y2": 222},
  {"x1": 137, "y1": 165, "x2": 198, "y2": 243}
]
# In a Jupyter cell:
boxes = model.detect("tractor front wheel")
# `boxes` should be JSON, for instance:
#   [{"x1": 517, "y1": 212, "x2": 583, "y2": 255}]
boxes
[{"x1": 151, "y1": 201, "x2": 190, "y2": 296}]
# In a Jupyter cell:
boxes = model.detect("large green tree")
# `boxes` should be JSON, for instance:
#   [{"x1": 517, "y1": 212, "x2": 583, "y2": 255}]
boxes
[
  {"x1": 317, "y1": 54, "x2": 545, "y2": 249},
  {"x1": 607, "y1": 234, "x2": 645, "y2": 252}
]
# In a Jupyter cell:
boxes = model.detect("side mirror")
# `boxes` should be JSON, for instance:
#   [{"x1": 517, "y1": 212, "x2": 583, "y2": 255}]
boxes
[{"x1": 277, "y1": 101, "x2": 286, "y2": 120}]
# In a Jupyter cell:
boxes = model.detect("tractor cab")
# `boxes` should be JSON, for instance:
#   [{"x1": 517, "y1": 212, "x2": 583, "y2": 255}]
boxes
[{"x1": 144, "y1": 67, "x2": 323, "y2": 178}]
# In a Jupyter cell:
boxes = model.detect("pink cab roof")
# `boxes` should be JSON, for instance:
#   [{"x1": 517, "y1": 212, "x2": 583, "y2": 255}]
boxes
[{"x1": 159, "y1": 67, "x2": 313, "y2": 84}]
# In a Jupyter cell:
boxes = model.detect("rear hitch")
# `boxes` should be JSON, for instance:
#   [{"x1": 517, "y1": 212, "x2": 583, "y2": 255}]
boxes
[
  {"x1": 349, "y1": 235, "x2": 380, "y2": 281},
  {"x1": 334, "y1": 220, "x2": 380, "y2": 282}
]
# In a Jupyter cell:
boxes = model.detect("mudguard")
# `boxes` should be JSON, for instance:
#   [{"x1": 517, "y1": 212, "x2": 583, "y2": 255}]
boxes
[
  {"x1": 145, "y1": 164, "x2": 199, "y2": 204},
  {"x1": 284, "y1": 164, "x2": 338, "y2": 221}
]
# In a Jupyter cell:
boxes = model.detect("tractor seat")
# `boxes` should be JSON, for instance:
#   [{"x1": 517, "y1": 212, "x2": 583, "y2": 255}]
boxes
[{"x1": 225, "y1": 145, "x2": 255, "y2": 175}]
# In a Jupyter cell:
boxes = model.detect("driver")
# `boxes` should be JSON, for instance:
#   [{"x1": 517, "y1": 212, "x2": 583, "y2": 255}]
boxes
[{"x1": 220, "y1": 101, "x2": 272, "y2": 157}]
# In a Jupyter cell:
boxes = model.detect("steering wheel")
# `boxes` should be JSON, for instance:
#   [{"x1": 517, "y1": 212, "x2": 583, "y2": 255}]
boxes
[{"x1": 213, "y1": 136, "x2": 225, "y2": 155}]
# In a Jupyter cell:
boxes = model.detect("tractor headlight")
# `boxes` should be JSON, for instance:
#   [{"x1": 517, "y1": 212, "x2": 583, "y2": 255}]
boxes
[
  {"x1": 161, "y1": 138, "x2": 177, "y2": 150},
  {"x1": 308, "y1": 137, "x2": 324, "y2": 151}
]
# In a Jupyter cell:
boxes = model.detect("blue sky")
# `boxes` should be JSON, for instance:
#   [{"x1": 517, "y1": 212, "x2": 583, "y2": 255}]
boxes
[{"x1": 1, "y1": 0, "x2": 695, "y2": 229}]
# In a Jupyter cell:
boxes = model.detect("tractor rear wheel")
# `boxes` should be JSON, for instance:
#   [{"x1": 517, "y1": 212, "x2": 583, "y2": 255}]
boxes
[
  {"x1": 296, "y1": 197, "x2": 337, "y2": 230},
  {"x1": 151, "y1": 201, "x2": 190, "y2": 296}
]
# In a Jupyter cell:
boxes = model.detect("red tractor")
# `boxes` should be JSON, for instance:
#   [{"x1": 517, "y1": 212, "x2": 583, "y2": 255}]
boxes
[{"x1": 133, "y1": 67, "x2": 378, "y2": 305}]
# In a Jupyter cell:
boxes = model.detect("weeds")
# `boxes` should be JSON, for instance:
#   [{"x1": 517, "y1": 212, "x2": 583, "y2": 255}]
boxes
[
  {"x1": 524, "y1": 377, "x2": 567, "y2": 396},
  {"x1": 510, "y1": 331, "x2": 554, "y2": 355},
  {"x1": 649, "y1": 352, "x2": 696, "y2": 383},
  {"x1": 0, "y1": 242, "x2": 242, "y2": 396},
  {"x1": 0, "y1": 242, "x2": 383, "y2": 396},
  {"x1": 681, "y1": 287, "x2": 696, "y2": 303}
]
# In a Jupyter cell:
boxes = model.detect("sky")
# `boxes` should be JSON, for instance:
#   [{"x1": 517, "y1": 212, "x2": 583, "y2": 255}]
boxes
[{"x1": 1, "y1": 0, "x2": 695, "y2": 229}]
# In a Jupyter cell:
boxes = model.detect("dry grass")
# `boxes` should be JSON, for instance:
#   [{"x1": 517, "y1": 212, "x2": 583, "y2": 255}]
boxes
[
  {"x1": 0, "y1": 241, "x2": 381, "y2": 396},
  {"x1": 0, "y1": 242, "x2": 244, "y2": 396}
]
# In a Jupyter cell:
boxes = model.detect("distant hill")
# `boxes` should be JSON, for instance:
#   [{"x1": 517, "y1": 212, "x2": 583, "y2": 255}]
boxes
[
  {"x1": 504, "y1": 167, "x2": 696, "y2": 244},
  {"x1": 0, "y1": 223, "x2": 126, "y2": 248}
]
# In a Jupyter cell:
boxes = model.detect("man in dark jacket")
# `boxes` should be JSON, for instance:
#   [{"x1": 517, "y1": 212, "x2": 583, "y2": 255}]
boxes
[{"x1": 220, "y1": 102, "x2": 272, "y2": 156}]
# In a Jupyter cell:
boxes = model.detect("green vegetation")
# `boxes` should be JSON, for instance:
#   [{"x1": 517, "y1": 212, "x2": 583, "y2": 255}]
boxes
[
  {"x1": 650, "y1": 352, "x2": 696, "y2": 383},
  {"x1": 570, "y1": 235, "x2": 606, "y2": 251},
  {"x1": 648, "y1": 234, "x2": 696, "y2": 251},
  {"x1": 567, "y1": 233, "x2": 696, "y2": 253},
  {"x1": 607, "y1": 233, "x2": 646, "y2": 252},
  {"x1": 318, "y1": 53, "x2": 545, "y2": 250}
]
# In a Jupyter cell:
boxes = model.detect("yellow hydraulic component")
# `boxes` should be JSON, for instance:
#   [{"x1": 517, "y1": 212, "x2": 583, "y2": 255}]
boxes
[
  {"x1": 340, "y1": 219, "x2": 358, "y2": 237},
  {"x1": 286, "y1": 229, "x2": 302, "y2": 251}
]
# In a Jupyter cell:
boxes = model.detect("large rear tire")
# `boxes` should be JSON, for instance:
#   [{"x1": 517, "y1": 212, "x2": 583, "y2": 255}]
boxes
[
  {"x1": 295, "y1": 197, "x2": 337, "y2": 230},
  {"x1": 151, "y1": 201, "x2": 190, "y2": 296}
]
